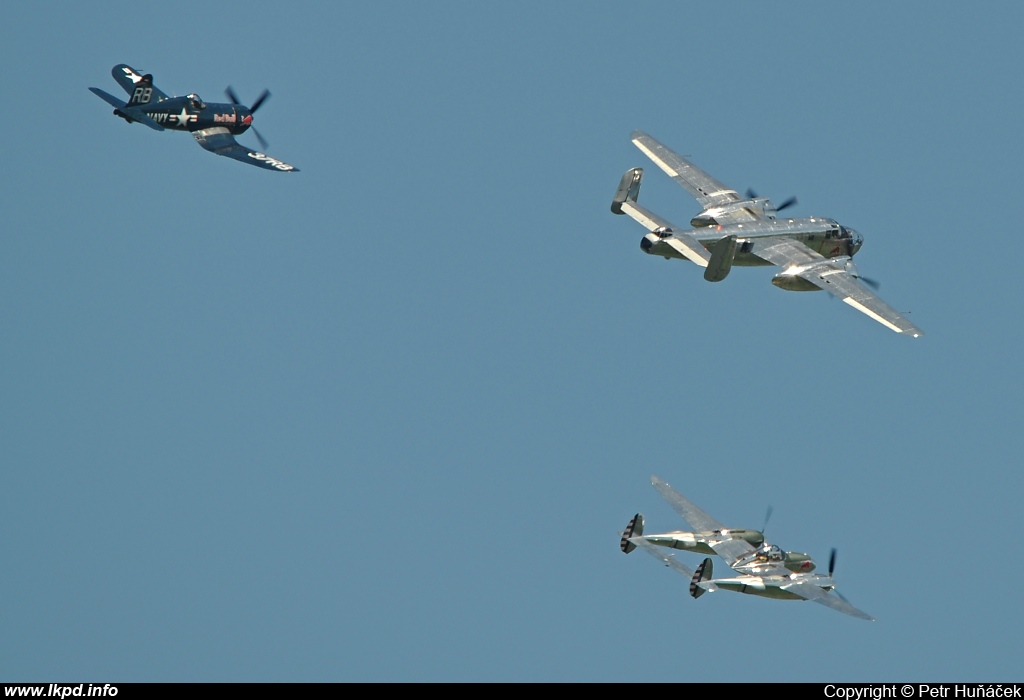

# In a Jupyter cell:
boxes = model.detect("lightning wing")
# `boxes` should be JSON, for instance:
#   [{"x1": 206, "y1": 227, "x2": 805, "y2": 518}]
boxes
[
  {"x1": 780, "y1": 578, "x2": 875, "y2": 621},
  {"x1": 649, "y1": 476, "x2": 759, "y2": 567},
  {"x1": 650, "y1": 476, "x2": 725, "y2": 532},
  {"x1": 628, "y1": 536, "x2": 696, "y2": 579}
]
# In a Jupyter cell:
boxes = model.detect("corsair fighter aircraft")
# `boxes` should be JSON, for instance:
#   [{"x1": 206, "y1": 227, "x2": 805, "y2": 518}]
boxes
[
  {"x1": 611, "y1": 131, "x2": 920, "y2": 336},
  {"x1": 90, "y1": 64, "x2": 298, "y2": 172},
  {"x1": 621, "y1": 476, "x2": 874, "y2": 620}
]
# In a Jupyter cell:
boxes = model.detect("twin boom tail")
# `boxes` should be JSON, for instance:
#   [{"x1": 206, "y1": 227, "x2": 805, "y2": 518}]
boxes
[{"x1": 620, "y1": 513, "x2": 644, "y2": 553}]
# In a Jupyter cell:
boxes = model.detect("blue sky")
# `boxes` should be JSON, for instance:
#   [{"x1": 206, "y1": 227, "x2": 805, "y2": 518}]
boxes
[{"x1": 2, "y1": 1, "x2": 1022, "y2": 682}]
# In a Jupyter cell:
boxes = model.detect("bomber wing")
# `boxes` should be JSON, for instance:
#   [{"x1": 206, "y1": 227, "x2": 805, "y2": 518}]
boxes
[
  {"x1": 616, "y1": 201, "x2": 711, "y2": 267},
  {"x1": 192, "y1": 128, "x2": 299, "y2": 172},
  {"x1": 650, "y1": 476, "x2": 759, "y2": 567},
  {"x1": 780, "y1": 578, "x2": 875, "y2": 621},
  {"x1": 631, "y1": 131, "x2": 760, "y2": 224},
  {"x1": 750, "y1": 237, "x2": 923, "y2": 337}
]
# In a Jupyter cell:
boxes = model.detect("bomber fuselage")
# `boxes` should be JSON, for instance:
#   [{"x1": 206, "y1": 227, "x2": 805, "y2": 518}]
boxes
[{"x1": 641, "y1": 217, "x2": 863, "y2": 266}]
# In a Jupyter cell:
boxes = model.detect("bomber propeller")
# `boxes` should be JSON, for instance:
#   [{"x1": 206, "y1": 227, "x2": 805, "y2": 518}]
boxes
[{"x1": 746, "y1": 188, "x2": 798, "y2": 213}]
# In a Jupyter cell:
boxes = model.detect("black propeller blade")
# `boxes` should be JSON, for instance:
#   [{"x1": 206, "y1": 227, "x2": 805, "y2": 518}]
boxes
[
  {"x1": 827, "y1": 548, "x2": 853, "y2": 601},
  {"x1": 746, "y1": 188, "x2": 797, "y2": 212},
  {"x1": 224, "y1": 86, "x2": 272, "y2": 149},
  {"x1": 251, "y1": 127, "x2": 269, "y2": 150},
  {"x1": 249, "y1": 89, "x2": 270, "y2": 113},
  {"x1": 776, "y1": 196, "x2": 798, "y2": 212},
  {"x1": 761, "y1": 505, "x2": 774, "y2": 534}
]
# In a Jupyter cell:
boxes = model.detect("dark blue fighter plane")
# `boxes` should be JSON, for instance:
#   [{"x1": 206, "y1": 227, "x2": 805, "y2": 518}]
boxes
[{"x1": 89, "y1": 64, "x2": 298, "y2": 172}]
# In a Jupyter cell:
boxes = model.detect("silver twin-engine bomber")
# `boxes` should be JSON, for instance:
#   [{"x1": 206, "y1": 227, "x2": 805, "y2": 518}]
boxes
[{"x1": 612, "y1": 131, "x2": 921, "y2": 337}]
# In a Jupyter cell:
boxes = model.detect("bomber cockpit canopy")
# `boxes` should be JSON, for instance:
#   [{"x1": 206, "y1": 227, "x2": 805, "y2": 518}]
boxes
[
  {"x1": 187, "y1": 93, "x2": 206, "y2": 110},
  {"x1": 840, "y1": 225, "x2": 864, "y2": 252}
]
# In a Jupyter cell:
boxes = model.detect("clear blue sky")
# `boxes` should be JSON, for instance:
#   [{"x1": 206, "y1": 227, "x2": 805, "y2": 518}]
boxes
[{"x1": 3, "y1": 1, "x2": 1022, "y2": 682}]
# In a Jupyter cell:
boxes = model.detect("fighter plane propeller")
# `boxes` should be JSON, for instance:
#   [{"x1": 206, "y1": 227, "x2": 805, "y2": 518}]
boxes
[
  {"x1": 621, "y1": 476, "x2": 874, "y2": 621},
  {"x1": 611, "y1": 131, "x2": 920, "y2": 336},
  {"x1": 224, "y1": 86, "x2": 270, "y2": 149},
  {"x1": 89, "y1": 64, "x2": 298, "y2": 172}
]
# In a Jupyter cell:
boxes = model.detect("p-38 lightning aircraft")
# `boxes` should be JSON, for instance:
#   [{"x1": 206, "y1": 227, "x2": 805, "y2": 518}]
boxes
[
  {"x1": 611, "y1": 131, "x2": 920, "y2": 337},
  {"x1": 621, "y1": 476, "x2": 874, "y2": 620},
  {"x1": 89, "y1": 64, "x2": 298, "y2": 172}
]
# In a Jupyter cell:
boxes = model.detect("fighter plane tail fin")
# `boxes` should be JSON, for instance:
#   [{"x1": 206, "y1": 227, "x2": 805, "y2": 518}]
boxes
[
  {"x1": 611, "y1": 167, "x2": 643, "y2": 215},
  {"x1": 690, "y1": 557, "x2": 713, "y2": 599},
  {"x1": 110, "y1": 65, "x2": 170, "y2": 107},
  {"x1": 125, "y1": 73, "x2": 158, "y2": 107},
  {"x1": 620, "y1": 513, "x2": 644, "y2": 553}
]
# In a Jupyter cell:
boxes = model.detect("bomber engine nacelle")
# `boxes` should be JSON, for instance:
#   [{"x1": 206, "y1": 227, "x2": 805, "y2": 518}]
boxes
[
  {"x1": 771, "y1": 270, "x2": 822, "y2": 292},
  {"x1": 691, "y1": 197, "x2": 789, "y2": 227},
  {"x1": 771, "y1": 257, "x2": 860, "y2": 292}
]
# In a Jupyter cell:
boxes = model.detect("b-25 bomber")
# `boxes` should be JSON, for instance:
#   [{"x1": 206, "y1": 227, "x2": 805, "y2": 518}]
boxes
[
  {"x1": 612, "y1": 131, "x2": 920, "y2": 336},
  {"x1": 90, "y1": 64, "x2": 298, "y2": 172}
]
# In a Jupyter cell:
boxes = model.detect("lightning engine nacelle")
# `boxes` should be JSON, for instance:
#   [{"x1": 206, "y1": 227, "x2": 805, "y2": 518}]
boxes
[{"x1": 642, "y1": 528, "x2": 766, "y2": 555}]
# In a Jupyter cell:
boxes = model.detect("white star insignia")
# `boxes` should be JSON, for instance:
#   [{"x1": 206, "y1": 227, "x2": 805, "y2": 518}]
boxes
[{"x1": 174, "y1": 108, "x2": 192, "y2": 127}]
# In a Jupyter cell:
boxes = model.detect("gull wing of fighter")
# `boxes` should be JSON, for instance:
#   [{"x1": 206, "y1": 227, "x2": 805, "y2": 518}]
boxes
[
  {"x1": 612, "y1": 131, "x2": 922, "y2": 336},
  {"x1": 90, "y1": 64, "x2": 299, "y2": 172}
]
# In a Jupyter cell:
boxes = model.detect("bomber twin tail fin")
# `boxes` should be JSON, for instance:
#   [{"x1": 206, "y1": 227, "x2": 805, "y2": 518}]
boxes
[{"x1": 611, "y1": 168, "x2": 643, "y2": 215}]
